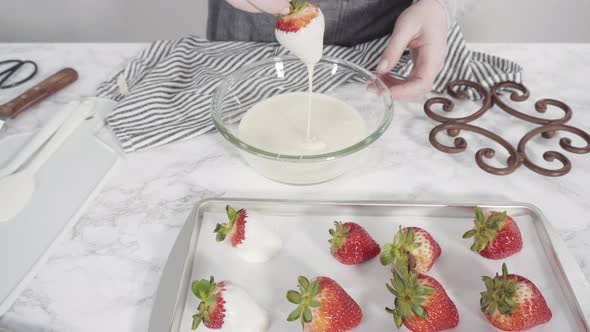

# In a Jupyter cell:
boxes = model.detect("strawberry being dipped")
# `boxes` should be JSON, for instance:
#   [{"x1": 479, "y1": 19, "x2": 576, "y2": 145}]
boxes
[
  {"x1": 380, "y1": 227, "x2": 441, "y2": 274},
  {"x1": 481, "y1": 263, "x2": 552, "y2": 331},
  {"x1": 385, "y1": 269, "x2": 459, "y2": 332},
  {"x1": 214, "y1": 205, "x2": 282, "y2": 263},
  {"x1": 463, "y1": 207, "x2": 523, "y2": 260},
  {"x1": 286, "y1": 276, "x2": 362, "y2": 332},
  {"x1": 275, "y1": 1, "x2": 325, "y2": 65},
  {"x1": 191, "y1": 276, "x2": 270, "y2": 331},
  {"x1": 329, "y1": 221, "x2": 380, "y2": 265}
]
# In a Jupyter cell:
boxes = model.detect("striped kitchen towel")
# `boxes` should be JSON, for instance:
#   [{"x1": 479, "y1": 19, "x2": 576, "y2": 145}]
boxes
[{"x1": 97, "y1": 23, "x2": 522, "y2": 152}]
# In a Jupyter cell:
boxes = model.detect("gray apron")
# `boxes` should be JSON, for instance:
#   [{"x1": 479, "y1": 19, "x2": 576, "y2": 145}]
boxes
[{"x1": 207, "y1": 0, "x2": 412, "y2": 46}]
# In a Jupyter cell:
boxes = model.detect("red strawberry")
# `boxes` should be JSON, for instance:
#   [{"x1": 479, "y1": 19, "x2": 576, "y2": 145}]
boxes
[
  {"x1": 329, "y1": 221, "x2": 380, "y2": 265},
  {"x1": 286, "y1": 276, "x2": 362, "y2": 332},
  {"x1": 481, "y1": 263, "x2": 552, "y2": 331},
  {"x1": 276, "y1": 1, "x2": 320, "y2": 32},
  {"x1": 386, "y1": 269, "x2": 459, "y2": 332},
  {"x1": 380, "y1": 227, "x2": 441, "y2": 274},
  {"x1": 191, "y1": 276, "x2": 226, "y2": 330},
  {"x1": 214, "y1": 205, "x2": 246, "y2": 247},
  {"x1": 463, "y1": 207, "x2": 523, "y2": 259}
]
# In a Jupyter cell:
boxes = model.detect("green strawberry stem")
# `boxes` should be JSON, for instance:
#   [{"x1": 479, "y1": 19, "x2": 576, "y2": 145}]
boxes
[
  {"x1": 191, "y1": 276, "x2": 219, "y2": 330},
  {"x1": 385, "y1": 269, "x2": 435, "y2": 328},
  {"x1": 481, "y1": 263, "x2": 518, "y2": 315},
  {"x1": 379, "y1": 227, "x2": 420, "y2": 271},
  {"x1": 289, "y1": 1, "x2": 308, "y2": 13},
  {"x1": 214, "y1": 205, "x2": 240, "y2": 242},
  {"x1": 328, "y1": 221, "x2": 351, "y2": 254},
  {"x1": 463, "y1": 207, "x2": 507, "y2": 252},
  {"x1": 286, "y1": 276, "x2": 322, "y2": 328}
]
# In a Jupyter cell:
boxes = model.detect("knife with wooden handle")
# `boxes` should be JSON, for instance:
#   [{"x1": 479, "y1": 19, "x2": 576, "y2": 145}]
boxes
[{"x1": 0, "y1": 68, "x2": 79, "y2": 130}]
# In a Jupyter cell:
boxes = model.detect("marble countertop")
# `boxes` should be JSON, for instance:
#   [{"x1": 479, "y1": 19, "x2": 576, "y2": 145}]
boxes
[{"x1": 0, "y1": 43, "x2": 589, "y2": 332}]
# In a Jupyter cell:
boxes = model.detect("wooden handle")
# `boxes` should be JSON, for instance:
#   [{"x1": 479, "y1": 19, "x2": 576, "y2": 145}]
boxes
[{"x1": 0, "y1": 68, "x2": 78, "y2": 118}]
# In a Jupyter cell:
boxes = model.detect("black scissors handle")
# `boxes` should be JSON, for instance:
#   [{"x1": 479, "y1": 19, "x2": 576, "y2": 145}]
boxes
[{"x1": 0, "y1": 60, "x2": 39, "y2": 89}]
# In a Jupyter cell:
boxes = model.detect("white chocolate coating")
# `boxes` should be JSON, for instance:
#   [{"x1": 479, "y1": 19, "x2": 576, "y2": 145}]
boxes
[
  {"x1": 275, "y1": 10, "x2": 325, "y2": 65},
  {"x1": 216, "y1": 282, "x2": 270, "y2": 332},
  {"x1": 234, "y1": 212, "x2": 283, "y2": 263}
]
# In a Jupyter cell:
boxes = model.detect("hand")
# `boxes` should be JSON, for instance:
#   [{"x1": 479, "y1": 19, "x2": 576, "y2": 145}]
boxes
[
  {"x1": 376, "y1": 0, "x2": 448, "y2": 101},
  {"x1": 226, "y1": 0, "x2": 291, "y2": 15}
]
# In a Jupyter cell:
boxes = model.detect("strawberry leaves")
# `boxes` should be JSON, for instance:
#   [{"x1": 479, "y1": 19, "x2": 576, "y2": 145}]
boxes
[
  {"x1": 286, "y1": 276, "x2": 322, "y2": 328},
  {"x1": 190, "y1": 276, "x2": 220, "y2": 330},
  {"x1": 226, "y1": 205, "x2": 238, "y2": 222},
  {"x1": 380, "y1": 227, "x2": 421, "y2": 272},
  {"x1": 385, "y1": 269, "x2": 435, "y2": 328},
  {"x1": 214, "y1": 205, "x2": 241, "y2": 242},
  {"x1": 463, "y1": 207, "x2": 507, "y2": 252},
  {"x1": 328, "y1": 221, "x2": 351, "y2": 253},
  {"x1": 289, "y1": 0, "x2": 307, "y2": 14},
  {"x1": 480, "y1": 263, "x2": 519, "y2": 316}
]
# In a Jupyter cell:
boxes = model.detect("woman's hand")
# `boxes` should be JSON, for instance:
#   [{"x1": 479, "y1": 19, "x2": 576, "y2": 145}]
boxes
[
  {"x1": 226, "y1": 0, "x2": 291, "y2": 15},
  {"x1": 376, "y1": 0, "x2": 448, "y2": 101}
]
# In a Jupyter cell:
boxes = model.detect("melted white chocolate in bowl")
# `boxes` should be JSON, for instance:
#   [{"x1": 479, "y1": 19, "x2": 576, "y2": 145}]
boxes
[
  {"x1": 237, "y1": 92, "x2": 368, "y2": 184},
  {"x1": 239, "y1": 92, "x2": 367, "y2": 156}
]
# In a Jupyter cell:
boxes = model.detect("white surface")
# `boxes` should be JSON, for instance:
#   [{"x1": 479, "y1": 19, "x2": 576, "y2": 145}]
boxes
[
  {"x1": 179, "y1": 210, "x2": 586, "y2": 331},
  {"x1": 2, "y1": 0, "x2": 590, "y2": 42},
  {"x1": 0, "y1": 101, "x2": 89, "y2": 223},
  {"x1": 0, "y1": 102, "x2": 76, "y2": 178},
  {"x1": 275, "y1": 10, "x2": 325, "y2": 65},
  {"x1": 0, "y1": 100, "x2": 119, "y2": 315},
  {"x1": 0, "y1": 43, "x2": 588, "y2": 332}
]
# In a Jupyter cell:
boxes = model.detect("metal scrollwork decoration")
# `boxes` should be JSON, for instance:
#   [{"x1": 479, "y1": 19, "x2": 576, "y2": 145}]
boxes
[
  {"x1": 424, "y1": 80, "x2": 492, "y2": 137},
  {"x1": 424, "y1": 80, "x2": 590, "y2": 177}
]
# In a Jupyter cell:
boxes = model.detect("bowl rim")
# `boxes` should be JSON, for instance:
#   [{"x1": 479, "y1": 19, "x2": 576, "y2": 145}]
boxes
[{"x1": 211, "y1": 55, "x2": 394, "y2": 162}]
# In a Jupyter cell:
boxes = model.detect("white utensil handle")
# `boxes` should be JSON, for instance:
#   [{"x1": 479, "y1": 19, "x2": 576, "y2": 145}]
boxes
[
  {"x1": 26, "y1": 101, "x2": 93, "y2": 174},
  {"x1": 0, "y1": 102, "x2": 79, "y2": 178}
]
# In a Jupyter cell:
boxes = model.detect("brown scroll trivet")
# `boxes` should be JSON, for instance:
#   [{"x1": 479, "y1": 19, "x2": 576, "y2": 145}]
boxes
[{"x1": 424, "y1": 80, "x2": 590, "y2": 176}]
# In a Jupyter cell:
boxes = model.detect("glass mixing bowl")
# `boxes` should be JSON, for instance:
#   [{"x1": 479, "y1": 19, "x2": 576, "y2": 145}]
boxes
[{"x1": 211, "y1": 56, "x2": 393, "y2": 185}]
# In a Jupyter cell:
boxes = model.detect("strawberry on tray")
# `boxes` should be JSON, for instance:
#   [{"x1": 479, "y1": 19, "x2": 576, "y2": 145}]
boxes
[
  {"x1": 190, "y1": 276, "x2": 270, "y2": 331},
  {"x1": 214, "y1": 205, "x2": 283, "y2": 263},
  {"x1": 328, "y1": 221, "x2": 380, "y2": 265},
  {"x1": 385, "y1": 269, "x2": 460, "y2": 332},
  {"x1": 380, "y1": 226, "x2": 442, "y2": 274},
  {"x1": 286, "y1": 276, "x2": 362, "y2": 332},
  {"x1": 463, "y1": 207, "x2": 523, "y2": 260},
  {"x1": 481, "y1": 263, "x2": 552, "y2": 331}
]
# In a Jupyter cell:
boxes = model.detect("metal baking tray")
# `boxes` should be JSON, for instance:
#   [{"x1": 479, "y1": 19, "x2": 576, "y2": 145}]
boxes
[{"x1": 149, "y1": 199, "x2": 590, "y2": 332}]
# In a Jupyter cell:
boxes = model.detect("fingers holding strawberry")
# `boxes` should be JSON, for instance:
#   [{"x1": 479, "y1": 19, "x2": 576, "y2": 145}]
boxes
[
  {"x1": 463, "y1": 207, "x2": 523, "y2": 260},
  {"x1": 380, "y1": 226, "x2": 441, "y2": 274},
  {"x1": 481, "y1": 263, "x2": 552, "y2": 331},
  {"x1": 329, "y1": 221, "x2": 380, "y2": 265},
  {"x1": 286, "y1": 275, "x2": 362, "y2": 332}
]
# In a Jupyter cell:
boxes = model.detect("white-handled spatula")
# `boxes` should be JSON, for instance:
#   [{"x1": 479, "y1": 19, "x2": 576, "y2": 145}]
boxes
[{"x1": 0, "y1": 100, "x2": 93, "y2": 223}]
